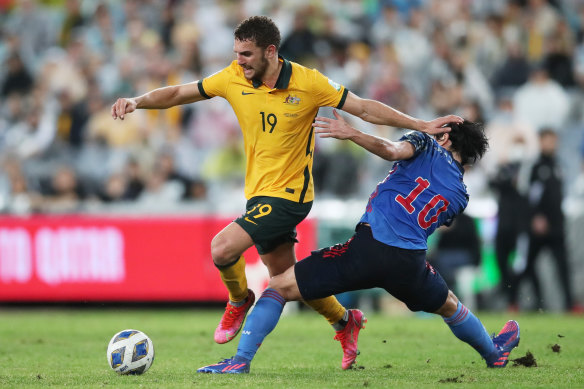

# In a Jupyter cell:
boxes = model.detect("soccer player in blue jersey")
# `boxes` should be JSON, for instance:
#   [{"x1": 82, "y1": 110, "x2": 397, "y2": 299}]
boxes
[{"x1": 197, "y1": 111, "x2": 520, "y2": 374}]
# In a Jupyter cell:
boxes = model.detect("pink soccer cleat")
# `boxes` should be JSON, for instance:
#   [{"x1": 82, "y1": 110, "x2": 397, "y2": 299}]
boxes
[
  {"x1": 214, "y1": 289, "x2": 256, "y2": 344},
  {"x1": 334, "y1": 309, "x2": 367, "y2": 370}
]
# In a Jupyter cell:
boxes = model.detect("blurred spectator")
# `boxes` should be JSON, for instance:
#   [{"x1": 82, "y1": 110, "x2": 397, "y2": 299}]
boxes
[
  {"x1": 189, "y1": 177, "x2": 208, "y2": 201},
  {"x1": 481, "y1": 93, "x2": 539, "y2": 175},
  {"x1": 491, "y1": 42, "x2": 531, "y2": 91},
  {"x1": 315, "y1": 141, "x2": 360, "y2": 199},
  {"x1": 370, "y1": 5, "x2": 403, "y2": 47},
  {"x1": 58, "y1": 0, "x2": 86, "y2": 48},
  {"x1": 513, "y1": 65, "x2": 570, "y2": 132},
  {"x1": 430, "y1": 212, "x2": 482, "y2": 311},
  {"x1": 86, "y1": 88, "x2": 142, "y2": 148},
  {"x1": 1, "y1": 53, "x2": 33, "y2": 97},
  {"x1": 84, "y1": 2, "x2": 117, "y2": 61},
  {"x1": 97, "y1": 172, "x2": 127, "y2": 203},
  {"x1": 488, "y1": 140, "x2": 530, "y2": 307},
  {"x1": 137, "y1": 167, "x2": 183, "y2": 207},
  {"x1": 511, "y1": 129, "x2": 578, "y2": 312},
  {"x1": 3, "y1": 0, "x2": 54, "y2": 72},
  {"x1": 542, "y1": 21, "x2": 576, "y2": 88},
  {"x1": 390, "y1": 7, "x2": 433, "y2": 100},
  {"x1": 0, "y1": 156, "x2": 40, "y2": 215},
  {"x1": 279, "y1": 8, "x2": 317, "y2": 63},
  {"x1": 202, "y1": 133, "x2": 245, "y2": 185},
  {"x1": 2, "y1": 99, "x2": 58, "y2": 160},
  {"x1": 525, "y1": 0, "x2": 561, "y2": 61},
  {"x1": 55, "y1": 89, "x2": 90, "y2": 149},
  {"x1": 154, "y1": 150, "x2": 192, "y2": 200},
  {"x1": 123, "y1": 158, "x2": 145, "y2": 200},
  {"x1": 42, "y1": 165, "x2": 85, "y2": 213}
]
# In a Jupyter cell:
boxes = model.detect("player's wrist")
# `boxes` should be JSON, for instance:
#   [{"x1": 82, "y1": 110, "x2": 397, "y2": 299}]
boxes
[{"x1": 415, "y1": 119, "x2": 428, "y2": 133}]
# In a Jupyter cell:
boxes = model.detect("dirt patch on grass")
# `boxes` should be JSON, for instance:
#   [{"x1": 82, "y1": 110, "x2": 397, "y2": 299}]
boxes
[
  {"x1": 438, "y1": 374, "x2": 465, "y2": 383},
  {"x1": 511, "y1": 351, "x2": 537, "y2": 367}
]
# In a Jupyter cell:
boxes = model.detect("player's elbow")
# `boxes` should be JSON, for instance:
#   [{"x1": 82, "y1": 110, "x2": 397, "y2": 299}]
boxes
[{"x1": 378, "y1": 142, "x2": 400, "y2": 161}]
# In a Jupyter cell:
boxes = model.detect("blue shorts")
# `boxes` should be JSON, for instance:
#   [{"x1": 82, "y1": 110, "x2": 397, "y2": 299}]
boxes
[{"x1": 294, "y1": 224, "x2": 449, "y2": 313}]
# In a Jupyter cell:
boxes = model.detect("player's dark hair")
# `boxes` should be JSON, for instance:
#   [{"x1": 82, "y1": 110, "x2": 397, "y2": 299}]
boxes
[
  {"x1": 446, "y1": 120, "x2": 489, "y2": 166},
  {"x1": 234, "y1": 16, "x2": 281, "y2": 50}
]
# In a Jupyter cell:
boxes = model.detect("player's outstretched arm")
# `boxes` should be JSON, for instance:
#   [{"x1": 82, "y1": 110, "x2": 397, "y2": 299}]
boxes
[
  {"x1": 341, "y1": 91, "x2": 462, "y2": 135},
  {"x1": 111, "y1": 81, "x2": 205, "y2": 120},
  {"x1": 313, "y1": 110, "x2": 415, "y2": 161}
]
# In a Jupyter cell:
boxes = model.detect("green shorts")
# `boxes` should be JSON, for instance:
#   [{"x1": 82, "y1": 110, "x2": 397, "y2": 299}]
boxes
[{"x1": 235, "y1": 196, "x2": 312, "y2": 255}]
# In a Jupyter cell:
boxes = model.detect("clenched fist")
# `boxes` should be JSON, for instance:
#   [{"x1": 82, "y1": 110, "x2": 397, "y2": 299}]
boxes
[{"x1": 111, "y1": 98, "x2": 138, "y2": 120}]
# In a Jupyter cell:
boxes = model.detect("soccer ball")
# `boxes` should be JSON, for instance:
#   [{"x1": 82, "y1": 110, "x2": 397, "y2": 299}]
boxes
[{"x1": 106, "y1": 329, "x2": 155, "y2": 375}]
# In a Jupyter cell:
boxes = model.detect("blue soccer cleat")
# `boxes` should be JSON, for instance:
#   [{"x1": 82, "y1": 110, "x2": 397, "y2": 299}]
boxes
[
  {"x1": 487, "y1": 320, "x2": 520, "y2": 368},
  {"x1": 196, "y1": 357, "x2": 250, "y2": 374}
]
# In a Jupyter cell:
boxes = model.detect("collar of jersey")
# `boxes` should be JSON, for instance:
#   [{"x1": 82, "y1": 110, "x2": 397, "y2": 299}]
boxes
[
  {"x1": 251, "y1": 55, "x2": 291, "y2": 89},
  {"x1": 453, "y1": 158, "x2": 464, "y2": 174}
]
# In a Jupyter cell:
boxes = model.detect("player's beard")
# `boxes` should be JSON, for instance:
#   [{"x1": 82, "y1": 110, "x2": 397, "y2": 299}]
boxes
[{"x1": 244, "y1": 56, "x2": 269, "y2": 82}]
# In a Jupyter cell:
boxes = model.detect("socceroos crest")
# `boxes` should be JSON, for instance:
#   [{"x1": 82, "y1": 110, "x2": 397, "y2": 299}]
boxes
[{"x1": 284, "y1": 94, "x2": 301, "y2": 105}]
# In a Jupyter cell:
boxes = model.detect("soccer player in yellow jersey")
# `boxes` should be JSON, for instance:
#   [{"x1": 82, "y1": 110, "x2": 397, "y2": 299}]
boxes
[{"x1": 111, "y1": 16, "x2": 461, "y2": 369}]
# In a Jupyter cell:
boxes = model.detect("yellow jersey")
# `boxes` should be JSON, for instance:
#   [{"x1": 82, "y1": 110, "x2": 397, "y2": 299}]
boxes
[{"x1": 198, "y1": 57, "x2": 348, "y2": 203}]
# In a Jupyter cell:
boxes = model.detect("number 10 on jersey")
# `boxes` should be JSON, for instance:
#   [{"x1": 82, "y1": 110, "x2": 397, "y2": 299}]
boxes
[{"x1": 395, "y1": 177, "x2": 450, "y2": 229}]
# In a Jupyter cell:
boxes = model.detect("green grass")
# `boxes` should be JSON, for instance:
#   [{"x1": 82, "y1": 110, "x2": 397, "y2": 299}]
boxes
[{"x1": 0, "y1": 308, "x2": 582, "y2": 388}]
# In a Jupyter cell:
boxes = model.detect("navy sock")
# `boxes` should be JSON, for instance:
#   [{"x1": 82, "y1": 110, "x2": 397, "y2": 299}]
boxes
[
  {"x1": 443, "y1": 301, "x2": 498, "y2": 363},
  {"x1": 236, "y1": 288, "x2": 286, "y2": 362}
]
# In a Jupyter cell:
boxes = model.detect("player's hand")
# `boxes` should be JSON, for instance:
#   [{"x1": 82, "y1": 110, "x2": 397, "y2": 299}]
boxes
[
  {"x1": 111, "y1": 98, "x2": 138, "y2": 120},
  {"x1": 313, "y1": 110, "x2": 357, "y2": 140},
  {"x1": 420, "y1": 115, "x2": 464, "y2": 135}
]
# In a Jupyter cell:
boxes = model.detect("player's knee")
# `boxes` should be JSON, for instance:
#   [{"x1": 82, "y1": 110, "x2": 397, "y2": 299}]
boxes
[
  {"x1": 268, "y1": 276, "x2": 284, "y2": 295},
  {"x1": 210, "y1": 235, "x2": 237, "y2": 265},
  {"x1": 435, "y1": 290, "x2": 459, "y2": 317},
  {"x1": 268, "y1": 274, "x2": 294, "y2": 301}
]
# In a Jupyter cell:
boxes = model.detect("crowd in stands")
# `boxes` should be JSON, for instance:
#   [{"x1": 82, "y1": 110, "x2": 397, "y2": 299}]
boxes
[
  {"x1": 0, "y1": 0, "x2": 583, "y2": 217},
  {"x1": 2, "y1": 0, "x2": 584, "y2": 311}
]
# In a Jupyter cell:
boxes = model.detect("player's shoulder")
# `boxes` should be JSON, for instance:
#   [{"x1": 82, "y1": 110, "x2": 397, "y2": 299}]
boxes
[
  {"x1": 287, "y1": 60, "x2": 314, "y2": 79},
  {"x1": 225, "y1": 60, "x2": 244, "y2": 76},
  {"x1": 400, "y1": 131, "x2": 433, "y2": 148},
  {"x1": 288, "y1": 60, "x2": 328, "y2": 80},
  {"x1": 204, "y1": 60, "x2": 244, "y2": 79}
]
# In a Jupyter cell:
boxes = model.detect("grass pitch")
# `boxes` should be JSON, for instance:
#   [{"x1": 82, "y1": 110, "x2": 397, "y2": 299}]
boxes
[{"x1": 0, "y1": 307, "x2": 582, "y2": 388}]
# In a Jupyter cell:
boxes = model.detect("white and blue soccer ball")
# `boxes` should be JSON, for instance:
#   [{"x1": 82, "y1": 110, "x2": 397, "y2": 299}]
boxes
[{"x1": 106, "y1": 329, "x2": 155, "y2": 375}]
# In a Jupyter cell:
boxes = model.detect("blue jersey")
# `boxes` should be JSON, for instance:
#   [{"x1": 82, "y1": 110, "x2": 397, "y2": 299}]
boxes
[{"x1": 359, "y1": 131, "x2": 469, "y2": 250}]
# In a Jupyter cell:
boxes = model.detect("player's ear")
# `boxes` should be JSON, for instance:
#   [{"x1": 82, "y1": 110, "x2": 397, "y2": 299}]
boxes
[
  {"x1": 436, "y1": 132, "x2": 450, "y2": 146},
  {"x1": 265, "y1": 44, "x2": 277, "y2": 58}
]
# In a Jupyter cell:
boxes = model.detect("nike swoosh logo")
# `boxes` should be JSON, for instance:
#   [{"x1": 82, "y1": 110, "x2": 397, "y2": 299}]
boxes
[
  {"x1": 244, "y1": 217, "x2": 257, "y2": 225},
  {"x1": 241, "y1": 91, "x2": 254, "y2": 95}
]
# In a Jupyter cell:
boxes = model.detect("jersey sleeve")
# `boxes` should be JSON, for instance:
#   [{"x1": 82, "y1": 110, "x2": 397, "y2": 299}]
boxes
[
  {"x1": 198, "y1": 66, "x2": 232, "y2": 99},
  {"x1": 399, "y1": 131, "x2": 433, "y2": 158},
  {"x1": 311, "y1": 69, "x2": 349, "y2": 109}
]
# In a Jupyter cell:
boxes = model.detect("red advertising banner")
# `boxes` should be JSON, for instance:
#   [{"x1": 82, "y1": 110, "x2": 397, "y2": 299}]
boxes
[{"x1": 0, "y1": 216, "x2": 317, "y2": 302}]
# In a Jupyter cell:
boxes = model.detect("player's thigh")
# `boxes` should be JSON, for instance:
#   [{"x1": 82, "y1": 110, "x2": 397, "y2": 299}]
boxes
[
  {"x1": 259, "y1": 241, "x2": 296, "y2": 277},
  {"x1": 386, "y1": 259, "x2": 449, "y2": 313},
  {"x1": 293, "y1": 236, "x2": 364, "y2": 301},
  {"x1": 210, "y1": 222, "x2": 254, "y2": 265}
]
